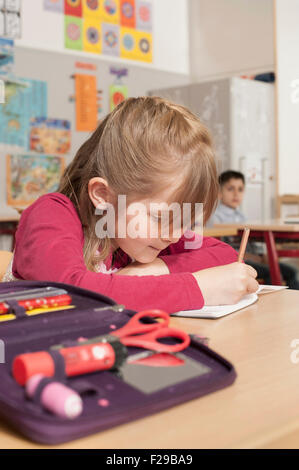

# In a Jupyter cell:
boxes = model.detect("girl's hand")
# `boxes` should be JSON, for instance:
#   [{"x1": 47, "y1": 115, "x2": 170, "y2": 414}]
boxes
[
  {"x1": 192, "y1": 262, "x2": 259, "y2": 306},
  {"x1": 115, "y1": 258, "x2": 170, "y2": 276}
]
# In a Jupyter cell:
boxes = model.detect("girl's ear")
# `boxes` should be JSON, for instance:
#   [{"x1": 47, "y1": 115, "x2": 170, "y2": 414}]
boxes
[{"x1": 88, "y1": 177, "x2": 112, "y2": 209}]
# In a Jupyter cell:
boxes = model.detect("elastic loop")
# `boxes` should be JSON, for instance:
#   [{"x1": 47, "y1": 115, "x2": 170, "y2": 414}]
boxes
[
  {"x1": 48, "y1": 350, "x2": 66, "y2": 381},
  {"x1": 5, "y1": 299, "x2": 26, "y2": 318},
  {"x1": 33, "y1": 377, "x2": 54, "y2": 404}
]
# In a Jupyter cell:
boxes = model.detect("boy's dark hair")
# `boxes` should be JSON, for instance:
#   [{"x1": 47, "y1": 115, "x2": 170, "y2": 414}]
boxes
[{"x1": 218, "y1": 170, "x2": 245, "y2": 186}]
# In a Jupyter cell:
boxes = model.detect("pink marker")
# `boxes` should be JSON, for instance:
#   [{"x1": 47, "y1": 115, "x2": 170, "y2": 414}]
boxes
[{"x1": 26, "y1": 374, "x2": 83, "y2": 419}]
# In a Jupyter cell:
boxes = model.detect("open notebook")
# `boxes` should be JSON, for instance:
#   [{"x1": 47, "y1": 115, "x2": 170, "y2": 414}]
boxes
[{"x1": 171, "y1": 285, "x2": 288, "y2": 319}]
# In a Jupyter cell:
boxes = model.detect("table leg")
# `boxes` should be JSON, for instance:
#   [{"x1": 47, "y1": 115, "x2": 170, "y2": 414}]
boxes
[{"x1": 264, "y1": 231, "x2": 282, "y2": 285}]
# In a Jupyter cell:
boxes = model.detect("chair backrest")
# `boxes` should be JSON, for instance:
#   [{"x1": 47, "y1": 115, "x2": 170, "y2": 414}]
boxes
[
  {"x1": 0, "y1": 251, "x2": 13, "y2": 281},
  {"x1": 277, "y1": 194, "x2": 299, "y2": 218}
]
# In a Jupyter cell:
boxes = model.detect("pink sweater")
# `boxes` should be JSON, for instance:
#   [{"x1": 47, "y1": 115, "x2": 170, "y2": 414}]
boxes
[{"x1": 12, "y1": 193, "x2": 238, "y2": 312}]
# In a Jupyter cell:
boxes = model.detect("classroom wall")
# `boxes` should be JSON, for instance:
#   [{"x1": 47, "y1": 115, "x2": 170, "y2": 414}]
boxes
[
  {"x1": 275, "y1": 0, "x2": 299, "y2": 195},
  {"x1": 0, "y1": 0, "x2": 192, "y2": 218},
  {"x1": 0, "y1": 46, "x2": 190, "y2": 218},
  {"x1": 189, "y1": 0, "x2": 275, "y2": 81},
  {"x1": 0, "y1": 0, "x2": 278, "y2": 218},
  {"x1": 16, "y1": 0, "x2": 190, "y2": 75}
]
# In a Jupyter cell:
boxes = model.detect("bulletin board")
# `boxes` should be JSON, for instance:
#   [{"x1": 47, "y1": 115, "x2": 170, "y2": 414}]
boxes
[{"x1": 0, "y1": 44, "x2": 189, "y2": 217}]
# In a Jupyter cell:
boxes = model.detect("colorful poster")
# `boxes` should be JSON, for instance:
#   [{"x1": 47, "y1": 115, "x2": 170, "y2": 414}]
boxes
[
  {"x1": 82, "y1": 0, "x2": 101, "y2": 18},
  {"x1": 75, "y1": 73, "x2": 98, "y2": 131},
  {"x1": 100, "y1": 0, "x2": 120, "y2": 25},
  {"x1": 64, "y1": 0, "x2": 152, "y2": 62},
  {"x1": 136, "y1": 0, "x2": 151, "y2": 31},
  {"x1": 120, "y1": 0, "x2": 135, "y2": 28},
  {"x1": 65, "y1": 15, "x2": 83, "y2": 50},
  {"x1": 83, "y1": 17, "x2": 101, "y2": 53},
  {"x1": 109, "y1": 83, "x2": 128, "y2": 111},
  {"x1": 0, "y1": 37, "x2": 14, "y2": 75},
  {"x1": 64, "y1": 0, "x2": 82, "y2": 17},
  {"x1": 0, "y1": 77, "x2": 48, "y2": 148},
  {"x1": 44, "y1": 0, "x2": 64, "y2": 13},
  {"x1": 120, "y1": 27, "x2": 152, "y2": 62},
  {"x1": 102, "y1": 22, "x2": 120, "y2": 56},
  {"x1": 29, "y1": 118, "x2": 71, "y2": 155},
  {"x1": 6, "y1": 154, "x2": 65, "y2": 206}
]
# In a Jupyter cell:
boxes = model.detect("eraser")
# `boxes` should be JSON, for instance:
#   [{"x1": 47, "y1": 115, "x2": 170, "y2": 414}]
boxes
[{"x1": 26, "y1": 374, "x2": 83, "y2": 419}]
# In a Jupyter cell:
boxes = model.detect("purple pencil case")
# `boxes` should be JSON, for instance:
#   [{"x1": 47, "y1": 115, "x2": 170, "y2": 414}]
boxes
[{"x1": 0, "y1": 280, "x2": 237, "y2": 445}]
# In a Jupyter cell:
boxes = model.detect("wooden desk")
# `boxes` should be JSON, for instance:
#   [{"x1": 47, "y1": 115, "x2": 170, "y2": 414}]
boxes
[
  {"x1": 221, "y1": 220, "x2": 299, "y2": 232},
  {"x1": 214, "y1": 220, "x2": 299, "y2": 285},
  {"x1": 0, "y1": 215, "x2": 20, "y2": 223},
  {"x1": 0, "y1": 290, "x2": 299, "y2": 449},
  {"x1": 203, "y1": 226, "x2": 238, "y2": 238}
]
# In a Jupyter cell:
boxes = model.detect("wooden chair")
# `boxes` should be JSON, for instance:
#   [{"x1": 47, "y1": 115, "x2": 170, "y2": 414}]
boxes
[
  {"x1": 0, "y1": 251, "x2": 13, "y2": 281},
  {"x1": 277, "y1": 195, "x2": 299, "y2": 218}
]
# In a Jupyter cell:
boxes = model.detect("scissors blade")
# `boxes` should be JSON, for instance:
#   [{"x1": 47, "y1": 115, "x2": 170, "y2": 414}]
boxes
[
  {"x1": 127, "y1": 351, "x2": 155, "y2": 363},
  {"x1": 126, "y1": 351, "x2": 185, "y2": 367}
]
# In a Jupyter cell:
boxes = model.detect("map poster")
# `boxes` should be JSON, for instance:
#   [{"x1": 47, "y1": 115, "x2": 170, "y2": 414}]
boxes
[
  {"x1": 6, "y1": 153, "x2": 65, "y2": 206},
  {"x1": 29, "y1": 118, "x2": 71, "y2": 155}
]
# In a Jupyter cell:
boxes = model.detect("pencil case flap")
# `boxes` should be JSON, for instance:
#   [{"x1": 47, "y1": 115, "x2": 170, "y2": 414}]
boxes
[
  {"x1": 0, "y1": 280, "x2": 237, "y2": 445},
  {"x1": 0, "y1": 280, "x2": 133, "y2": 343}
]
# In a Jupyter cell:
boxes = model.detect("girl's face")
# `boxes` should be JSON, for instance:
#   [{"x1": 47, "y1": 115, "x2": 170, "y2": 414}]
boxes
[
  {"x1": 88, "y1": 177, "x2": 190, "y2": 264},
  {"x1": 114, "y1": 188, "x2": 184, "y2": 263}
]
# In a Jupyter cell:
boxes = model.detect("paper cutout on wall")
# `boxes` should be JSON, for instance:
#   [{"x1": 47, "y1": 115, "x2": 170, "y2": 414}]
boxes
[
  {"x1": 75, "y1": 73, "x2": 98, "y2": 131},
  {"x1": 6, "y1": 153, "x2": 65, "y2": 206},
  {"x1": 5, "y1": 0, "x2": 21, "y2": 11},
  {"x1": 109, "y1": 83, "x2": 128, "y2": 111},
  {"x1": 4, "y1": 12, "x2": 21, "y2": 38},
  {"x1": 0, "y1": 0, "x2": 21, "y2": 38},
  {"x1": 29, "y1": 118, "x2": 71, "y2": 155},
  {"x1": 0, "y1": 77, "x2": 47, "y2": 148},
  {"x1": 100, "y1": 0, "x2": 120, "y2": 25},
  {"x1": 0, "y1": 11, "x2": 4, "y2": 35},
  {"x1": 120, "y1": 0, "x2": 135, "y2": 28},
  {"x1": 120, "y1": 27, "x2": 152, "y2": 62},
  {"x1": 83, "y1": 17, "x2": 101, "y2": 53},
  {"x1": 83, "y1": 0, "x2": 101, "y2": 18},
  {"x1": 65, "y1": 0, "x2": 82, "y2": 17},
  {"x1": 0, "y1": 37, "x2": 14, "y2": 75},
  {"x1": 102, "y1": 22, "x2": 120, "y2": 56},
  {"x1": 136, "y1": 0, "x2": 151, "y2": 31},
  {"x1": 65, "y1": 15, "x2": 83, "y2": 50},
  {"x1": 44, "y1": 0, "x2": 64, "y2": 13},
  {"x1": 64, "y1": 0, "x2": 152, "y2": 62},
  {"x1": 97, "y1": 89, "x2": 103, "y2": 114},
  {"x1": 75, "y1": 61, "x2": 97, "y2": 71}
]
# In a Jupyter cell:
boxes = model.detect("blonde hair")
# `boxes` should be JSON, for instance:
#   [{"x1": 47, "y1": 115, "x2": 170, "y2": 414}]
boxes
[{"x1": 58, "y1": 96, "x2": 219, "y2": 271}]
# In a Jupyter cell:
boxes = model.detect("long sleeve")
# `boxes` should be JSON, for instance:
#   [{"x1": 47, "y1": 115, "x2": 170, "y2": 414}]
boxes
[
  {"x1": 159, "y1": 231, "x2": 238, "y2": 273},
  {"x1": 12, "y1": 193, "x2": 204, "y2": 312}
]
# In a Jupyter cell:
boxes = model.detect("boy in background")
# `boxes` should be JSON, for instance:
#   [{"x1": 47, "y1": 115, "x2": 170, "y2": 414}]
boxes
[{"x1": 212, "y1": 170, "x2": 299, "y2": 289}]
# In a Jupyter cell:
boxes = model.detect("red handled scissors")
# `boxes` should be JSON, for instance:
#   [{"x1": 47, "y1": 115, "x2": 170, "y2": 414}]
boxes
[{"x1": 111, "y1": 309, "x2": 190, "y2": 353}]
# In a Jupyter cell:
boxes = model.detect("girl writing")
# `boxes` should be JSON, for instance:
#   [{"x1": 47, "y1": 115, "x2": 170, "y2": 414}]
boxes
[{"x1": 6, "y1": 97, "x2": 258, "y2": 311}]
